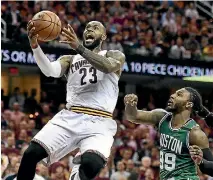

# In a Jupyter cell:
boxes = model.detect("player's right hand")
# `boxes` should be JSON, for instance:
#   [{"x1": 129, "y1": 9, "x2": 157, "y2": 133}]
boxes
[
  {"x1": 124, "y1": 94, "x2": 138, "y2": 106},
  {"x1": 27, "y1": 20, "x2": 39, "y2": 49}
]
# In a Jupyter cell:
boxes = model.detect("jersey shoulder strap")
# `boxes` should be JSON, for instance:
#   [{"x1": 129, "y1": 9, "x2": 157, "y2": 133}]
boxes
[{"x1": 157, "y1": 109, "x2": 172, "y2": 129}]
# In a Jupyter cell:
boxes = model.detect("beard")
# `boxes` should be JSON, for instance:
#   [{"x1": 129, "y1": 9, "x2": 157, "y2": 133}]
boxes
[
  {"x1": 83, "y1": 38, "x2": 101, "y2": 50},
  {"x1": 165, "y1": 106, "x2": 176, "y2": 112}
]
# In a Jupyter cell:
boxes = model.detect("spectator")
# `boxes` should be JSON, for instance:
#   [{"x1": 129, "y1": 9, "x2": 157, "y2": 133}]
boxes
[
  {"x1": 185, "y1": 3, "x2": 199, "y2": 19},
  {"x1": 9, "y1": 87, "x2": 25, "y2": 110},
  {"x1": 109, "y1": 1, "x2": 124, "y2": 16},
  {"x1": 5, "y1": 161, "x2": 20, "y2": 180},
  {"x1": 107, "y1": 36, "x2": 124, "y2": 52},
  {"x1": 115, "y1": 136, "x2": 135, "y2": 164},
  {"x1": 40, "y1": 104, "x2": 53, "y2": 125},
  {"x1": 126, "y1": 160, "x2": 135, "y2": 173},
  {"x1": 169, "y1": 37, "x2": 186, "y2": 59},
  {"x1": 37, "y1": 163, "x2": 49, "y2": 180},
  {"x1": 110, "y1": 161, "x2": 130, "y2": 180},
  {"x1": 95, "y1": 166, "x2": 111, "y2": 180},
  {"x1": 24, "y1": 88, "x2": 38, "y2": 114},
  {"x1": 184, "y1": 33, "x2": 201, "y2": 59},
  {"x1": 121, "y1": 149, "x2": 133, "y2": 167},
  {"x1": 162, "y1": 13, "x2": 177, "y2": 34},
  {"x1": 28, "y1": 119, "x2": 39, "y2": 137},
  {"x1": 10, "y1": 102, "x2": 25, "y2": 128},
  {"x1": 49, "y1": 162, "x2": 66, "y2": 180},
  {"x1": 139, "y1": 156, "x2": 152, "y2": 180},
  {"x1": 4, "y1": 2, "x2": 21, "y2": 39}
]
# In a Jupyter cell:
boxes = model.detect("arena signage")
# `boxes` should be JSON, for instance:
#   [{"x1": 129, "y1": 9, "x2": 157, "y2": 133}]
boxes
[
  {"x1": 1, "y1": 49, "x2": 57, "y2": 65},
  {"x1": 122, "y1": 61, "x2": 213, "y2": 77},
  {"x1": 2, "y1": 43, "x2": 213, "y2": 78}
]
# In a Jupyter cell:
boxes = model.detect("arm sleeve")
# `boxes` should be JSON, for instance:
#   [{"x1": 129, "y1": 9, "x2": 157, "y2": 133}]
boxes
[
  {"x1": 199, "y1": 148, "x2": 213, "y2": 176},
  {"x1": 199, "y1": 159, "x2": 213, "y2": 176},
  {"x1": 32, "y1": 46, "x2": 61, "y2": 77}
]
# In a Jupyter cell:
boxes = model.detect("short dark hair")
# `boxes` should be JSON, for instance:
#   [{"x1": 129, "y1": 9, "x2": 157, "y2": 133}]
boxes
[{"x1": 185, "y1": 87, "x2": 202, "y2": 112}]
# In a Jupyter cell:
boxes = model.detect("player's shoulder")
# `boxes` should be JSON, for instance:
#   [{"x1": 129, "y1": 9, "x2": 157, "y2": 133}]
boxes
[
  {"x1": 106, "y1": 50, "x2": 126, "y2": 63},
  {"x1": 151, "y1": 108, "x2": 169, "y2": 115},
  {"x1": 190, "y1": 126, "x2": 205, "y2": 137},
  {"x1": 58, "y1": 55, "x2": 73, "y2": 61},
  {"x1": 151, "y1": 109, "x2": 169, "y2": 121},
  {"x1": 189, "y1": 126, "x2": 209, "y2": 148}
]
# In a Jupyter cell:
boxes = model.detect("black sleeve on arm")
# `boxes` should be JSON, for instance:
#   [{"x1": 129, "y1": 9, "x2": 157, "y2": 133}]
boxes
[{"x1": 199, "y1": 148, "x2": 213, "y2": 176}]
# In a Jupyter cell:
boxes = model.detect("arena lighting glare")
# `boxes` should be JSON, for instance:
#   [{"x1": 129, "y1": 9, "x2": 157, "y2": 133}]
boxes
[{"x1": 183, "y1": 75, "x2": 213, "y2": 82}]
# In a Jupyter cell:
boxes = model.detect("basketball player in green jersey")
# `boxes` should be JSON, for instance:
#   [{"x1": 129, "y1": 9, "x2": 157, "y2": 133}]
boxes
[{"x1": 124, "y1": 87, "x2": 213, "y2": 180}]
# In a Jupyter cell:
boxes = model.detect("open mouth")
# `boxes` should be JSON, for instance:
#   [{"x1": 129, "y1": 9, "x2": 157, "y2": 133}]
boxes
[
  {"x1": 167, "y1": 99, "x2": 173, "y2": 106},
  {"x1": 85, "y1": 34, "x2": 95, "y2": 43}
]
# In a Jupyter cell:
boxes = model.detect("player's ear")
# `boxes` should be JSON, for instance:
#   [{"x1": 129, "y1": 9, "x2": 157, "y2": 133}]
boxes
[
  {"x1": 186, "y1": 102, "x2": 194, "y2": 109},
  {"x1": 102, "y1": 34, "x2": 107, "y2": 41}
]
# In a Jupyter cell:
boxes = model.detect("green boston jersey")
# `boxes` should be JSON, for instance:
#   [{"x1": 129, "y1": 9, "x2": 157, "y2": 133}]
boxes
[{"x1": 159, "y1": 112, "x2": 199, "y2": 180}]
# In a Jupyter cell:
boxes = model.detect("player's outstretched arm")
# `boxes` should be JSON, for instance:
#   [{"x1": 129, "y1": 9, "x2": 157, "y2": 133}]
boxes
[
  {"x1": 189, "y1": 127, "x2": 213, "y2": 176},
  {"x1": 27, "y1": 21, "x2": 72, "y2": 78},
  {"x1": 76, "y1": 47, "x2": 125, "y2": 74},
  {"x1": 124, "y1": 94, "x2": 166, "y2": 126}
]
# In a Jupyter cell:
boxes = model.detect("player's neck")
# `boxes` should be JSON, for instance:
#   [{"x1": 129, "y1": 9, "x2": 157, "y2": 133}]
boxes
[
  {"x1": 171, "y1": 110, "x2": 191, "y2": 128},
  {"x1": 92, "y1": 45, "x2": 102, "y2": 53}
]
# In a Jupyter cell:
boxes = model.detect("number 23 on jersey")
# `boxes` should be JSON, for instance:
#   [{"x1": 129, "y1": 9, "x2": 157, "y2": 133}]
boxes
[{"x1": 79, "y1": 67, "x2": 97, "y2": 85}]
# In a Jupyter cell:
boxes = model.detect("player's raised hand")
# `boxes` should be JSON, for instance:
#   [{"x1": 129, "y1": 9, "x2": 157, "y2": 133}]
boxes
[
  {"x1": 27, "y1": 20, "x2": 39, "y2": 48},
  {"x1": 124, "y1": 94, "x2": 138, "y2": 106},
  {"x1": 60, "y1": 24, "x2": 80, "y2": 50},
  {"x1": 189, "y1": 145, "x2": 203, "y2": 165}
]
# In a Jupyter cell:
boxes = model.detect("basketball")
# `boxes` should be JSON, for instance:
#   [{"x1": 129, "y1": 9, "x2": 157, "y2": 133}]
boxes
[{"x1": 31, "y1": 11, "x2": 62, "y2": 42}]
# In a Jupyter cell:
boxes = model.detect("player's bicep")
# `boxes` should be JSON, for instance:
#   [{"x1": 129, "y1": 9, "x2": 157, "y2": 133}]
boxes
[
  {"x1": 106, "y1": 50, "x2": 125, "y2": 72},
  {"x1": 57, "y1": 55, "x2": 73, "y2": 77},
  {"x1": 189, "y1": 127, "x2": 209, "y2": 149}
]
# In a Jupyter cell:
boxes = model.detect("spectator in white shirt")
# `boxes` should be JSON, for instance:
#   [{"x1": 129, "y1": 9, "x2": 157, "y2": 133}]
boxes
[
  {"x1": 169, "y1": 37, "x2": 186, "y2": 59},
  {"x1": 162, "y1": 13, "x2": 177, "y2": 33},
  {"x1": 185, "y1": 3, "x2": 199, "y2": 19},
  {"x1": 110, "y1": 161, "x2": 130, "y2": 180}
]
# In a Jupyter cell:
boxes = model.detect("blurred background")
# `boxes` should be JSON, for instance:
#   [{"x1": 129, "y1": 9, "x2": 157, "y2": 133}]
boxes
[{"x1": 1, "y1": 1, "x2": 213, "y2": 180}]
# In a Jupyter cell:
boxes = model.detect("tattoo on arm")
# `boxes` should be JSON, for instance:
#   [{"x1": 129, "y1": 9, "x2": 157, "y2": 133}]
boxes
[
  {"x1": 76, "y1": 45, "x2": 125, "y2": 74},
  {"x1": 58, "y1": 55, "x2": 73, "y2": 77}
]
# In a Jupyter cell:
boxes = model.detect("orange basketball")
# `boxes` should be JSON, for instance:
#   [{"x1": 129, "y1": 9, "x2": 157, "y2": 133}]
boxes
[{"x1": 32, "y1": 11, "x2": 62, "y2": 42}]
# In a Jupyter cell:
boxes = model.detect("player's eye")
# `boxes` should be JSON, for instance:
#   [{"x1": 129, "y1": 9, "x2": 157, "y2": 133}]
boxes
[{"x1": 177, "y1": 93, "x2": 182, "y2": 96}]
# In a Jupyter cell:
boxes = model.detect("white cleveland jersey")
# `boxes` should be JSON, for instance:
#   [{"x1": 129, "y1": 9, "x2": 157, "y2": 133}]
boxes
[{"x1": 65, "y1": 50, "x2": 119, "y2": 114}]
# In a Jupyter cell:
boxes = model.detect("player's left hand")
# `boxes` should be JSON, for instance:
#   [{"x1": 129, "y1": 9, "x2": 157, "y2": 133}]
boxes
[
  {"x1": 60, "y1": 24, "x2": 80, "y2": 50},
  {"x1": 189, "y1": 145, "x2": 203, "y2": 165}
]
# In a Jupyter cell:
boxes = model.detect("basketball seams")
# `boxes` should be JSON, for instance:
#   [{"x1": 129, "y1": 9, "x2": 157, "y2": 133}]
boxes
[
  {"x1": 33, "y1": 20, "x2": 52, "y2": 35},
  {"x1": 42, "y1": 11, "x2": 53, "y2": 22},
  {"x1": 44, "y1": 14, "x2": 56, "y2": 41},
  {"x1": 32, "y1": 11, "x2": 61, "y2": 41},
  {"x1": 32, "y1": 19, "x2": 61, "y2": 27},
  {"x1": 56, "y1": 18, "x2": 61, "y2": 35}
]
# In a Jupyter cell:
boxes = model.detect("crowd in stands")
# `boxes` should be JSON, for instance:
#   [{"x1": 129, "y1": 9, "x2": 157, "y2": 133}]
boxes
[
  {"x1": 1, "y1": 87, "x2": 213, "y2": 180},
  {"x1": 1, "y1": 1, "x2": 213, "y2": 60}
]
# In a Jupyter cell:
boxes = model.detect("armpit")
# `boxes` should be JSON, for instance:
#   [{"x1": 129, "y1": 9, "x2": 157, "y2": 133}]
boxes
[{"x1": 58, "y1": 55, "x2": 72, "y2": 77}]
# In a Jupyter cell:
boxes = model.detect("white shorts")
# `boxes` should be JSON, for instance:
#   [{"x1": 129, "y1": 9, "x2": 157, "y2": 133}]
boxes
[{"x1": 32, "y1": 109, "x2": 117, "y2": 166}]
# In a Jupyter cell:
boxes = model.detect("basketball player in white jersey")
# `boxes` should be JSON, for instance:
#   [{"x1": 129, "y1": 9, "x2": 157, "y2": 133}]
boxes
[{"x1": 17, "y1": 21, "x2": 125, "y2": 180}]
